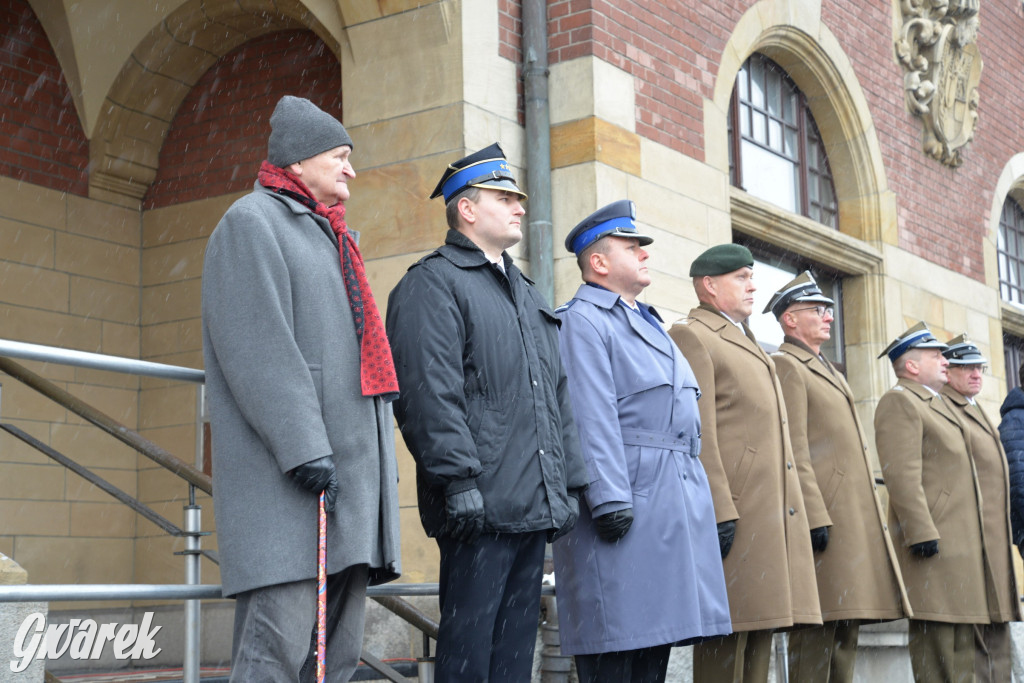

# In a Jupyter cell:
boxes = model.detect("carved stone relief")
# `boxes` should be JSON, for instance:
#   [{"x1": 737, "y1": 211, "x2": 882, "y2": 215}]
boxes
[{"x1": 895, "y1": 0, "x2": 983, "y2": 167}]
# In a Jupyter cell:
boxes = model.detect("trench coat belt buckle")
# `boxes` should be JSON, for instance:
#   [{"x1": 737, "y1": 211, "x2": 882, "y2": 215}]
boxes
[{"x1": 619, "y1": 428, "x2": 700, "y2": 457}]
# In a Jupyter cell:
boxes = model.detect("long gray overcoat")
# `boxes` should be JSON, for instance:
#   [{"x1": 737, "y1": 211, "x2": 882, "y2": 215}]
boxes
[
  {"x1": 202, "y1": 184, "x2": 401, "y2": 597},
  {"x1": 552, "y1": 285, "x2": 731, "y2": 655}
]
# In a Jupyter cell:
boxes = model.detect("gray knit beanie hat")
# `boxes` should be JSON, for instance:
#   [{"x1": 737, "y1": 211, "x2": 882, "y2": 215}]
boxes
[{"x1": 267, "y1": 95, "x2": 353, "y2": 167}]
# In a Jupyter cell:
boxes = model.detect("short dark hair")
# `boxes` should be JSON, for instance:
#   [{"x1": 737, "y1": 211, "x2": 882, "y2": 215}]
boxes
[{"x1": 445, "y1": 186, "x2": 482, "y2": 230}]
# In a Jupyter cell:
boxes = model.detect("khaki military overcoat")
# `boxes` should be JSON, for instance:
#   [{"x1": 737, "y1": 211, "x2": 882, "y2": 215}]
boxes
[
  {"x1": 874, "y1": 379, "x2": 991, "y2": 623},
  {"x1": 670, "y1": 305, "x2": 823, "y2": 631},
  {"x1": 774, "y1": 341, "x2": 911, "y2": 621},
  {"x1": 941, "y1": 386, "x2": 1022, "y2": 623}
]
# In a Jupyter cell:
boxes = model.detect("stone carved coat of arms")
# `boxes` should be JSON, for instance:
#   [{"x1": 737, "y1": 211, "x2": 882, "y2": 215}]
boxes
[{"x1": 895, "y1": 0, "x2": 982, "y2": 167}]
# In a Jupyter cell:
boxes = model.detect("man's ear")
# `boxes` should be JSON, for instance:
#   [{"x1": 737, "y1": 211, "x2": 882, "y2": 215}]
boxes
[
  {"x1": 457, "y1": 196, "x2": 476, "y2": 225},
  {"x1": 589, "y1": 251, "x2": 609, "y2": 276},
  {"x1": 286, "y1": 161, "x2": 302, "y2": 176}
]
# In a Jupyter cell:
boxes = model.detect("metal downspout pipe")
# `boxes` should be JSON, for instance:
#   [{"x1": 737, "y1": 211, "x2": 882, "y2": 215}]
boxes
[
  {"x1": 523, "y1": 0, "x2": 555, "y2": 306},
  {"x1": 523, "y1": 7, "x2": 570, "y2": 683}
]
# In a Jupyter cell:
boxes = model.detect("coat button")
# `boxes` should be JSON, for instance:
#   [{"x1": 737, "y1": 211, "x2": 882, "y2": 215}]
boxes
[
  {"x1": 787, "y1": 462, "x2": 793, "y2": 469},
  {"x1": 883, "y1": 525, "x2": 888, "y2": 531},
  {"x1": 539, "y1": 449, "x2": 545, "y2": 455},
  {"x1": 532, "y1": 380, "x2": 538, "y2": 386},
  {"x1": 789, "y1": 507, "x2": 796, "y2": 515}
]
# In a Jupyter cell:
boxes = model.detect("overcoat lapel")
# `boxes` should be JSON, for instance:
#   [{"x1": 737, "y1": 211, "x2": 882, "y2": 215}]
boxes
[
  {"x1": 575, "y1": 285, "x2": 674, "y2": 358},
  {"x1": 695, "y1": 303, "x2": 771, "y2": 369}
]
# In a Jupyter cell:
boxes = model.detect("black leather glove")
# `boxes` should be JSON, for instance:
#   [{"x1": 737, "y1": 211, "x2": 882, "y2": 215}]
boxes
[
  {"x1": 290, "y1": 455, "x2": 339, "y2": 512},
  {"x1": 594, "y1": 508, "x2": 633, "y2": 542},
  {"x1": 910, "y1": 540, "x2": 939, "y2": 558},
  {"x1": 717, "y1": 520, "x2": 736, "y2": 559},
  {"x1": 444, "y1": 486, "x2": 485, "y2": 544},
  {"x1": 810, "y1": 525, "x2": 830, "y2": 552},
  {"x1": 549, "y1": 491, "x2": 580, "y2": 543}
]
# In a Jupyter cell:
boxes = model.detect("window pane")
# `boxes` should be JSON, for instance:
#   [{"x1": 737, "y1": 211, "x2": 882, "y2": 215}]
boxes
[
  {"x1": 784, "y1": 127, "x2": 797, "y2": 157},
  {"x1": 767, "y1": 74, "x2": 781, "y2": 117},
  {"x1": 769, "y1": 119, "x2": 782, "y2": 151},
  {"x1": 753, "y1": 112, "x2": 767, "y2": 143},
  {"x1": 740, "y1": 140, "x2": 798, "y2": 213},
  {"x1": 750, "y1": 60, "x2": 765, "y2": 108}
]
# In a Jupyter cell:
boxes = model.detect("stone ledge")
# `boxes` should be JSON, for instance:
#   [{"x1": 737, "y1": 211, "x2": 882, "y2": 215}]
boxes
[{"x1": 0, "y1": 552, "x2": 28, "y2": 585}]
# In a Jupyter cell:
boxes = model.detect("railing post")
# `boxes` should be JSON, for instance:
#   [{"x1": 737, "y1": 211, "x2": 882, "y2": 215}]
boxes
[{"x1": 183, "y1": 486, "x2": 202, "y2": 683}]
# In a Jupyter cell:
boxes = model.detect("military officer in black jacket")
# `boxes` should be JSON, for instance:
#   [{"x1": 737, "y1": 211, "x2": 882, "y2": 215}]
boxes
[{"x1": 386, "y1": 143, "x2": 587, "y2": 682}]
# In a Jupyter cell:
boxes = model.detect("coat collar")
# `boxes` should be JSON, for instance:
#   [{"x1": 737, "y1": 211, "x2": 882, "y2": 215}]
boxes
[
  {"x1": 780, "y1": 338, "x2": 842, "y2": 386},
  {"x1": 254, "y1": 182, "x2": 356, "y2": 248},
  {"x1": 897, "y1": 378, "x2": 963, "y2": 430},
  {"x1": 941, "y1": 385, "x2": 997, "y2": 437},
  {"x1": 437, "y1": 229, "x2": 528, "y2": 283},
  {"x1": 572, "y1": 284, "x2": 672, "y2": 356},
  {"x1": 688, "y1": 303, "x2": 769, "y2": 366}
]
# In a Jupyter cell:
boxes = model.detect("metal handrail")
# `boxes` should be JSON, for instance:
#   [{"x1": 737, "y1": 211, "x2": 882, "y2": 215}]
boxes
[
  {"x1": 0, "y1": 340, "x2": 442, "y2": 682},
  {"x1": 0, "y1": 355, "x2": 211, "y2": 493},
  {"x1": 0, "y1": 583, "x2": 450, "y2": 602},
  {"x1": 0, "y1": 339, "x2": 204, "y2": 383}
]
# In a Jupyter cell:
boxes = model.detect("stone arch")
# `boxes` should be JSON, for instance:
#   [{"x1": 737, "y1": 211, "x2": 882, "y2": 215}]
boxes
[
  {"x1": 709, "y1": 2, "x2": 893, "y2": 245},
  {"x1": 988, "y1": 153, "x2": 1024, "y2": 339},
  {"x1": 707, "y1": 0, "x2": 893, "y2": 408},
  {"x1": 89, "y1": 0, "x2": 344, "y2": 201}
]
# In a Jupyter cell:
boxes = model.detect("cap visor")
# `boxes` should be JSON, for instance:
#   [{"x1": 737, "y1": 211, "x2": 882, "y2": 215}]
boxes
[{"x1": 471, "y1": 179, "x2": 527, "y2": 200}]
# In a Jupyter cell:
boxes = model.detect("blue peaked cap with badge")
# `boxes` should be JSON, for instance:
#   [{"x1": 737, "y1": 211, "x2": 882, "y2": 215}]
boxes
[
  {"x1": 429, "y1": 142, "x2": 527, "y2": 203},
  {"x1": 564, "y1": 199, "x2": 653, "y2": 255},
  {"x1": 878, "y1": 321, "x2": 949, "y2": 362}
]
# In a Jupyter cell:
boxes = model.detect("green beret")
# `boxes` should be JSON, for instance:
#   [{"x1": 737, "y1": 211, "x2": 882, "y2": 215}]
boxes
[{"x1": 689, "y1": 244, "x2": 754, "y2": 277}]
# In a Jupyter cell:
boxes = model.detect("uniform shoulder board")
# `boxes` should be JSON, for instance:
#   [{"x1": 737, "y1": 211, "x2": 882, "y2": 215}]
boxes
[
  {"x1": 554, "y1": 299, "x2": 578, "y2": 313},
  {"x1": 770, "y1": 351, "x2": 785, "y2": 357},
  {"x1": 893, "y1": 385, "x2": 904, "y2": 391}
]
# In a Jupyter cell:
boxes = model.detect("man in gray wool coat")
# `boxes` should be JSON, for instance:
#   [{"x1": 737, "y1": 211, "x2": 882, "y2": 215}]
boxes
[{"x1": 202, "y1": 95, "x2": 401, "y2": 682}]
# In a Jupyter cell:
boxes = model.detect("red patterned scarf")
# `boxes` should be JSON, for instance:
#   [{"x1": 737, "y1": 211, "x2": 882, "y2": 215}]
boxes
[{"x1": 258, "y1": 160, "x2": 399, "y2": 399}]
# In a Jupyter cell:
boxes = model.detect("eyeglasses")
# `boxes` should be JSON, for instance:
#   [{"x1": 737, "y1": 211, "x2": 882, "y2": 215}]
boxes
[
  {"x1": 950, "y1": 364, "x2": 988, "y2": 373},
  {"x1": 790, "y1": 305, "x2": 834, "y2": 318}
]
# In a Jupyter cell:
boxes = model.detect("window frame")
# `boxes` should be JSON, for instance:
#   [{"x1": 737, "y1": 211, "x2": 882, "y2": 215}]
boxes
[{"x1": 729, "y1": 53, "x2": 838, "y2": 228}]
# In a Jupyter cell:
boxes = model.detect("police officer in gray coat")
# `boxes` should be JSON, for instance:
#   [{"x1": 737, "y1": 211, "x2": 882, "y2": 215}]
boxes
[
  {"x1": 202, "y1": 96, "x2": 401, "y2": 682},
  {"x1": 552, "y1": 201, "x2": 731, "y2": 683},
  {"x1": 387, "y1": 144, "x2": 587, "y2": 682}
]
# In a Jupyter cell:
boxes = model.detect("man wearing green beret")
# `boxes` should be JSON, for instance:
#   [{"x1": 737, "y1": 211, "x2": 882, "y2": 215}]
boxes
[{"x1": 669, "y1": 244, "x2": 823, "y2": 683}]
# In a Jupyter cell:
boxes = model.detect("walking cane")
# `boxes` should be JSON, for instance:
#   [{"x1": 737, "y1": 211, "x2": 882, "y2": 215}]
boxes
[{"x1": 317, "y1": 491, "x2": 327, "y2": 683}]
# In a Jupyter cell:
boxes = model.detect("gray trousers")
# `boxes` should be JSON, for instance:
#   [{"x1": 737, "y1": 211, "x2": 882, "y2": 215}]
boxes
[{"x1": 230, "y1": 563, "x2": 369, "y2": 683}]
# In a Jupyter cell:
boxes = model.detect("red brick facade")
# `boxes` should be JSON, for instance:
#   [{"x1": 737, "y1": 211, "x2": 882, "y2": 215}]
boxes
[
  {"x1": 143, "y1": 30, "x2": 343, "y2": 209},
  {"x1": 0, "y1": 0, "x2": 88, "y2": 196},
  {"x1": 534, "y1": 0, "x2": 1024, "y2": 280}
]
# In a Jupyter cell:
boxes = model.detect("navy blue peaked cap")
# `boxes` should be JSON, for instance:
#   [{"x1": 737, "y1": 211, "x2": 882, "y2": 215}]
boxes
[{"x1": 564, "y1": 199, "x2": 653, "y2": 255}]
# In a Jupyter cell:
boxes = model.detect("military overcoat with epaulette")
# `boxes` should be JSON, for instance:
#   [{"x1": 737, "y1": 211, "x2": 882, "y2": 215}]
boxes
[
  {"x1": 774, "y1": 341, "x2": 911, "y2": 622},
  {"x1": 941, "y1": 385, "x2": 1022, "y2": 623},
  {"x1": 874, "y1": 379, "x2": 991, "y2": 623},
  {"x1": 669, "y1": 304, "x2": 823, "y2": 631}
]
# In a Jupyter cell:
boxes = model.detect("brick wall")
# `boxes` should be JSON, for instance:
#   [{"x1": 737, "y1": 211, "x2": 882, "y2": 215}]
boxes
[
  {"x1": 537, "y1": 0, "x2": 1024, "y2": 281},
  {"x1": 0, "y1": 0, "x2": 88, "y2": 196},
  {"x1": 143, "y1": 30, "x2": 343, "y2": 209}
]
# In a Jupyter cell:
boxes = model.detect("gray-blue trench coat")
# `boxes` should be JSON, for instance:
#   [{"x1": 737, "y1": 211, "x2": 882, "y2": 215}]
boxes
[{"x1": 551, "y1": 284, "x2": 731, "y2": 655}]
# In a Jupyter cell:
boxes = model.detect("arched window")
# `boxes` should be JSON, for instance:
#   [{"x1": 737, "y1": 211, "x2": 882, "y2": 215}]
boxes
[
  {"x1": 729, "y1": 53, "x2": 837, "y2": 228},
  {"x1": 998, "y1": 196, "x2": 1024, "y2": 306}
]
